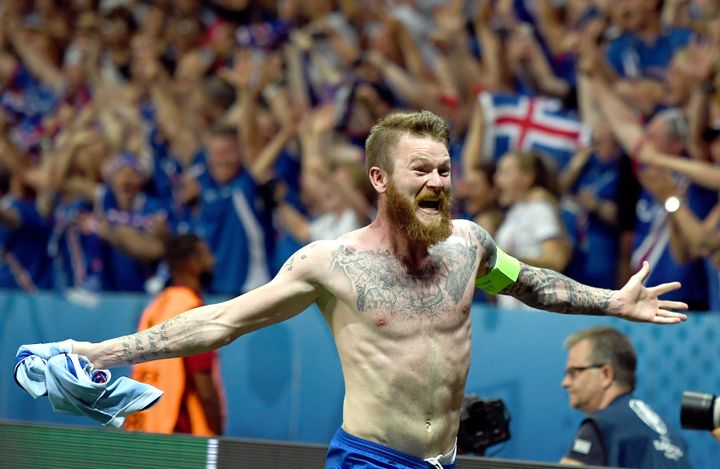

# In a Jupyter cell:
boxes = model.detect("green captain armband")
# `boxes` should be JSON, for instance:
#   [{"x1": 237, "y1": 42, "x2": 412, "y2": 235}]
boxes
[{"x1": 475, "y1": 247, "x2": 520, "y2": 294}]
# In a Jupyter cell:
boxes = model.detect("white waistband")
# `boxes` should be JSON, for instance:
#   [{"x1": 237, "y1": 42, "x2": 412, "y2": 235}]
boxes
[{"x1": 423, "y1": 440, "x2": 457, "y2": 468}]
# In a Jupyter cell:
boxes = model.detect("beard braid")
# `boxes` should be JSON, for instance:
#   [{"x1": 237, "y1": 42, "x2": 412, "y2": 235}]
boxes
[{"x1": 385, "y1": 181, "x2": 453, "y2": 246}]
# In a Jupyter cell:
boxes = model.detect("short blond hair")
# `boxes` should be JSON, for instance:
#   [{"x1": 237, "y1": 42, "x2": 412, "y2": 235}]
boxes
[{"x1": 365, "y1": 110, "x2": 449, "y2": 174}]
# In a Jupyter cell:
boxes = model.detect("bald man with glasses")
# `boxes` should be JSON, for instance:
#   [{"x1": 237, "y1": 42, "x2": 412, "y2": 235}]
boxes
[{"x1": 560, "y1": 326, "x2": 691, "y2": 468}]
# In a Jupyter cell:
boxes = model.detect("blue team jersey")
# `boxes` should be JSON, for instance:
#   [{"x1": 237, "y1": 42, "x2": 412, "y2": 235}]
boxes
[
  {"x1": 632, "y1": 182, "x2": 717, "y2": 308},
  {"x1": 606, "y1": 28, "x2": 692, "y2": 80},
  {"x1": 48, "y1": 197, "x2": 105, "y2": 291},
  {"x1": 271, "y1": 148, "x2": 303, "y2": 271},
  {"x1": 0, "y1": 197, "x2": 52, "y2": 290},
  {"x1": 570, "y1": 155, "x2": 622, "y2": 289},
  {"x1": 144, "y1": 124, "x2": 186, "y2": 213},
  {"x1": 189, "y1": 168, "x2": 273, "y2": 295},
  {"x1": 95, "y1": 186, "x2": 167, "y2": 292},
  {"x1": 0, "y1": 65, "x2": 58, "y2": 154}
]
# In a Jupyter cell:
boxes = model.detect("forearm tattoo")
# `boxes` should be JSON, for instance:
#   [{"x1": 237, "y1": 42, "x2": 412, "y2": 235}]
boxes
[
  {"x1": 118, "y1": 314, "x2": 202, "y2": 364},
  {"x1": 330, "y1": 237, "x2": 477, "y2": 320},
  {"x1": 501, "y1": 265, "x2": 613, "y2": 315}
]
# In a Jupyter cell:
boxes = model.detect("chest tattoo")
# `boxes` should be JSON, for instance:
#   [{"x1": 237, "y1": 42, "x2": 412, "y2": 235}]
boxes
[{"x1": 330, "y1": 241, "x2": 477, "y2": 319}]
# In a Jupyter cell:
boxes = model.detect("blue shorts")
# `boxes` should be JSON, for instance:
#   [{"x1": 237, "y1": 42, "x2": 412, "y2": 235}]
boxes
[{"x1": 325, "y1": 427, "x2": 457, "y2": 469}]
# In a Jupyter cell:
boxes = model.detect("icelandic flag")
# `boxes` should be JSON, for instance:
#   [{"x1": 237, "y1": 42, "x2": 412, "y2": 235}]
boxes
[{"x1": 478, "y1": 92, "x2": 590, "y2": 170}]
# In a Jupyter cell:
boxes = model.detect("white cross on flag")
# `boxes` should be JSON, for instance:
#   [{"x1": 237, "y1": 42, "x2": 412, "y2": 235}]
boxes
[{"x1": 478, "y1": 91, "x2": 591, "y2": 170}]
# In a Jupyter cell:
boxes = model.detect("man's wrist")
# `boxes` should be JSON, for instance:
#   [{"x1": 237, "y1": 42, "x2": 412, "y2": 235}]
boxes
[
  {"x1": 71, "y1": 340, "x2": 89, "y2": 356},
  {"x1": 605, "y1": 290, "x2": 623, "y2": 318},
  {"x1": 71, "y1": 340, "x2": 103, "y2": 367}
]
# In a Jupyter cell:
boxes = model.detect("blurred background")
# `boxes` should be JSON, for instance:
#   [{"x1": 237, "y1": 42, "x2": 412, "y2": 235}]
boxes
[{"x1": 1, "y1": 0, "x2": 720, "y2": 468}]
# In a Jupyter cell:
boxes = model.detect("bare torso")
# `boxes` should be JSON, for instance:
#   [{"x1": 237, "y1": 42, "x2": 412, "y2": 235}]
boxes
[{"x1": 296, "y1": 220, "x2": 485, "y2": 458}]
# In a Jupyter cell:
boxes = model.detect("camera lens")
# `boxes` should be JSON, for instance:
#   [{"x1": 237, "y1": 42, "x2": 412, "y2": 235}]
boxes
[{"x1": 680, "y1": 391, "x2": 719, "y2": 431}]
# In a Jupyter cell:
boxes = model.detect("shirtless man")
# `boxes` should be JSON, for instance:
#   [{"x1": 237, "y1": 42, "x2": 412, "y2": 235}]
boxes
[{"x1": 65, "y1": 111, "x2": 686, "y2": 468}]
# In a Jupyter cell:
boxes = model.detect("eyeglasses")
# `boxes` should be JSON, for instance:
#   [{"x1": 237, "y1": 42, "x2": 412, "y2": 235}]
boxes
[{"x1": 563, "y1": 364, "x2": 605, "y2": 380}]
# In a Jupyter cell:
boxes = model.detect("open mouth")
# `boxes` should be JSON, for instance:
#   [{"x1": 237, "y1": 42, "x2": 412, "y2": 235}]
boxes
[{"x1": 417, "y1": 199, "x2": 442, "y2": 212}]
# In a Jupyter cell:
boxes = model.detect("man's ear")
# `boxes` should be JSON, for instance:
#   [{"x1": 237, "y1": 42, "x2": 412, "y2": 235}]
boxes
[
  {"x1": 368, "y1": 167, "x2": 387, "y2": 194},
  {"x1": 601, "y1": 364, "x2": 615, "y2": 389}
]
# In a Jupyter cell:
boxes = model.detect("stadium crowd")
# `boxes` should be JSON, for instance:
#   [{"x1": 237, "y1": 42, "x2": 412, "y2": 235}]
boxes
[{"x1": 0, "y1": 0, "x2": 718, "y2": 310}]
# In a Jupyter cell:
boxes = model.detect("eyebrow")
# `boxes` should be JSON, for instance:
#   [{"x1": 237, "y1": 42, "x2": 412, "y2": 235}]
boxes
[{"x1": 409, "y1": 157, "x2": 451, "y2": 165}]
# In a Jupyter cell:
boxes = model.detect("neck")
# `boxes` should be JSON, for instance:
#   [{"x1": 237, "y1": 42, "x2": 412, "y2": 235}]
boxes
[
  {"x1": 371, "y1": 208, "x2": 433, "y2": 270},
  {"x1": 596, "y1": 385, "x2": 630, "y2": 412},
  {"x1": 116, "y1": 194, "x2": 133, "y2": 211},
  {"x1": 170, "y1": 272, "x2": 201, "y2": 294},
  {"x1": 638, "y1": 19, "x2": 661, "y2": 42}
]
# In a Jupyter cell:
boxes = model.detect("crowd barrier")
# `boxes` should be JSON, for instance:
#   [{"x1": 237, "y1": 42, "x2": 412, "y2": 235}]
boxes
[
  {"x1": 0, "y1": 420, "x2": 615, "y2": 469},
  {"x1": 1, "y1": 290, "x2": 718, "y2": 468}
]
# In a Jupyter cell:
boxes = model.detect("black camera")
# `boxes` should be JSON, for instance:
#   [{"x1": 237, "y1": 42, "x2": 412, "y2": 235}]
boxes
[
  {"x1": 680, "y1": 390, "x2": 720, "y2": 431},
  {"x1": 457, "y1": 395, "x2": 511, "y2": 455}
]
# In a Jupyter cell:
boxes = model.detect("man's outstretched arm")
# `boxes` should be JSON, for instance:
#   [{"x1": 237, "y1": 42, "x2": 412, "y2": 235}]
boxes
[
  {"x1": 500, "y1": 262, "x2": 687, "y2": 323},
  {"x1": 73, "y1": 244, "x2": 325, "y2": 369},
  {"x1": 471, "y1": 221, "x2": 688, "y2": 323}
]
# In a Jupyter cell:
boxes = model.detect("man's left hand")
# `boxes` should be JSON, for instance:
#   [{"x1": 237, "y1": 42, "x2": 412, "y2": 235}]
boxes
[{"x1": 611, "y1": 261, "x2": 688, "y2": 324}]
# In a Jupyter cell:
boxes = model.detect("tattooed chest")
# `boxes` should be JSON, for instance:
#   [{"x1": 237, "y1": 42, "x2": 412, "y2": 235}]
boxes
[{"x1": 330, "y1": 244, "x2": 478, "y2": 321}]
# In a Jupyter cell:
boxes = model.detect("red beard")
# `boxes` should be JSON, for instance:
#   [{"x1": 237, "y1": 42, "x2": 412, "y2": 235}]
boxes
[{"x1": 385, "y1": 181, "x2": 453, "y2": 246}]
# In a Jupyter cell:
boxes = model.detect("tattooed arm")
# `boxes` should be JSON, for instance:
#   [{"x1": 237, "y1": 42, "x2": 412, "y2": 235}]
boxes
[
  {"x1": 73, "y1": 243, "x2": 327, "y2": 368},
  {"x1": 501, "y1": 265, "x2": 613, "y2": 314},
  {"x1": 470, "y1": 221, "x2": 688, "y2": 324},
  {"x1": 503, "y1": 261, "x2": 688, "y2": 323}
]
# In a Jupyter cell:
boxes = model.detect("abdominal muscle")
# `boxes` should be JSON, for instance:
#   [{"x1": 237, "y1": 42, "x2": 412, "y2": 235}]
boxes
[{"x1": 332, "y1": 307, "x2": 473, "y2": 459}]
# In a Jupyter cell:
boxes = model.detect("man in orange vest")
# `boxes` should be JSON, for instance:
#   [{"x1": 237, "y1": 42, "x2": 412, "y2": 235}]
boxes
[{"x1": 124, "y1": 234, "x2": 224, "y2": 435}]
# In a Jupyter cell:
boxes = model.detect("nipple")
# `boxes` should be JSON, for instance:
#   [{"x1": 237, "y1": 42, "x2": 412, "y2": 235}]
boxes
[{"x1": 375, "y1": 317, "x2": 387, "y2": 327}]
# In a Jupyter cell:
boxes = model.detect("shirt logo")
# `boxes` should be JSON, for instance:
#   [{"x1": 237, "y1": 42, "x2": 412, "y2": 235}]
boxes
[
  {"x1": 629, "y1": 399, "x2": 667, "y2": 435},
  {"x1": 653, "y1": 435, "x2": 685, "y2": 461},
  {"x1": 572, "y1": 438, "x2": 592, "y2": 455},
  {"x1": 629, "y1": 399, "x2": 684, "y2": 460}
]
